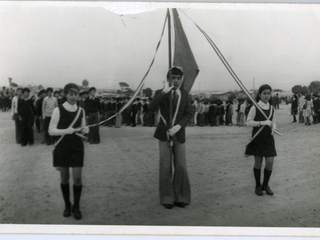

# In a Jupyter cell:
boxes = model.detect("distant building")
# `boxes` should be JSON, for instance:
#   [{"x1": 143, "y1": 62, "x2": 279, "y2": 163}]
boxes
[
  {"x1": 237, "y1": 90, "x2": 257, "y2": 99},
  {"x1": 210, "y1": 91, "x2": 234, "y2": 101}
]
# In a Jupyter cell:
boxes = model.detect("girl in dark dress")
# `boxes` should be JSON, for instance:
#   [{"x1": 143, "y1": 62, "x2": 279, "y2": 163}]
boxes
[
  {"x1": 245, "y1": 84, "x2": 277, "y2": 197},
  {"x1": 49, "y1": 83, "x2": 88, "y2": 220}
]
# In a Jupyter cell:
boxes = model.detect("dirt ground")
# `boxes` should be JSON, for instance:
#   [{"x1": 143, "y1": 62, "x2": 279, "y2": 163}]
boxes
[{"x1": 0, "y1": 104, "x2": 319, "y2": 227}]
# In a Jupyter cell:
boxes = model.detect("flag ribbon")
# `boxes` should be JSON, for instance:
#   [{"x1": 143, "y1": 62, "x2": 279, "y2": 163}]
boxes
[
  {"x1": 77, "y1": 10, "x2": 169, "y2": 130},
  {"x1": 179, "y1": 9, "x2": 281, "y2": 137}
]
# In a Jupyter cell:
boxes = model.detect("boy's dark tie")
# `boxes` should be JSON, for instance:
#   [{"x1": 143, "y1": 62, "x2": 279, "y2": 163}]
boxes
[{"x1": 172, "y1": 90, "x2": 178, "y2": 107}]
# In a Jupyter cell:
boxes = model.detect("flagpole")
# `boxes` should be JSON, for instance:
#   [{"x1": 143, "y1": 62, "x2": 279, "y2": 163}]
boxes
[{"x1": 167, "y1": 8, "x2": 173, "y2": 146}]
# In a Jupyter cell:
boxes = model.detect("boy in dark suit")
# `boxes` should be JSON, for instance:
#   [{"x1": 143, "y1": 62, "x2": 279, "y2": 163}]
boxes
[
  {"x1": 149, "y1": 67, "x2": 193, "y2": 209},
  {"x1": 18, "y1": 88, "x2": 36, "y2": 146},
  {"x1": 84, "y1": 87, "x2": 101, "y2": 144}
]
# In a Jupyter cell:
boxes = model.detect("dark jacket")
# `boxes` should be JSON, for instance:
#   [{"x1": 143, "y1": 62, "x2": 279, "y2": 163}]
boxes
[
  {"x1": 18, "y1": 98, "x2": 35, "y2": 117},
  {"x1": 291, "y1": 95, "x2": 298, "y2": 109},
  {"x1": 149, "y1": 89, "x2": 193, "y2": 143},
  {"x1": 84, "y1": 97, "x2": 101, "y2": 116}
]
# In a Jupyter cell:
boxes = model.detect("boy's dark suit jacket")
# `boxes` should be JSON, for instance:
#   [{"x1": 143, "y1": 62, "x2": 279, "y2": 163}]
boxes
[{"x1": 149, "y1": 89, "x2": 193, "y2": 144}]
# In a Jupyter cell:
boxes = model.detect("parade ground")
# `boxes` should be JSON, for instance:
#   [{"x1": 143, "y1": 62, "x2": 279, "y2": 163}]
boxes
[{"x1": 0, "y1": 104, "x2": 319, "y2": 227}]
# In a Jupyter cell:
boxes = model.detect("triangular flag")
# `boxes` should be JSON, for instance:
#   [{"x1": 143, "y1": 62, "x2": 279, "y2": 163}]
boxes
[{"x1": 172, "y1": 8, "x2": 199, "y2": 93}]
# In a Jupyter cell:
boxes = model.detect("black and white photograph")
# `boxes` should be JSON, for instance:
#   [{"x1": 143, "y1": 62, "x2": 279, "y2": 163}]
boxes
[{"x1": 1, "y1": 1, "x2": 320, "y2": 237}]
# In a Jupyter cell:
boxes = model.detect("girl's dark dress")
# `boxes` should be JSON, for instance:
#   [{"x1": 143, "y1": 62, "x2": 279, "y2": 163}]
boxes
[
  {"x1": 245, "y1": 105, "x2": 277, "y2": 157},
  {"x1": 53, "y1": 105, "x2": 84, "y2": 167}
]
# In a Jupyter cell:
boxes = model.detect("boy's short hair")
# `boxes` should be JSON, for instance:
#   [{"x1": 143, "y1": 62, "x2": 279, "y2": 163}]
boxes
[
  {"x1": 37, "y1": 89, "x2": 46, "y2": 97},
  {"x1": 46, "y1": 87, "x2": 53, "y2": 93},
  {"x1": 22, "y1": 88, "x2": 30, "y2": 94},
  {"x1": 79, "y1": 90, "x2": 87, "y2": 96},
  {"x1": 16, "y1": 87, "x2": 23, "y2": 92},
  {"x1": 64, "y1": 83, "x2": 80, "y2": 95},
  {"x1": 53, "y1": 90, "x2": 59, "y2": 95},
  {"x1": 166, "y1": 67, "x2": 184, "y2": 79},
  {"x1": 88, "y1": 87, "x2": 96, "y2": 93}
]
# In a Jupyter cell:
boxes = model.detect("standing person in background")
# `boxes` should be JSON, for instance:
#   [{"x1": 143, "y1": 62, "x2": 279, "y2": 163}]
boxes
[
  {"x1": 148, "y1": 67, "x2": 193, "y2": 210},
  {"x1": 49, "y1": 83, "x2": 89, "y2": 220},
  {"x1": 245, "y1": 100, "x2": 253, "y2": 120},
  {"x1": 11, "y1": 88, "x2": 22, "y2": 144},
  {"x1": 312, "y1": 93, "x2": 319, "y2": 124},
  {"x1": 197, "y1": 100, "x2": 204, "y2": 126},
  {"x1": 58, "y1": 90, "x2": 67, "y2": 106},
  {"x1": 122, "y1": 97, "x2": 131, "y2": 126},
  {"x1": 225, "y1": 100, "x2": 234, "y2": 126},
  {"x1": 203, "y1": 101, "x2": 210, "y2": 126},
  {"x1": 142, "y1": 99, "x2": 149, "y2": 126},
  {"x1": 42, "y1": 88, "x2": 58, "y2": 145},
  {"x1": 78, "y1": 91, "x2": 87, "y2": 109},
  {"x1": 54, "y1": 91, "x2": 60, "y2": 101},
  {"x1": 189, "y1": 100, "x2": 196, "y2": 127},
  {"x1": 303, "y1": 93, "x2": 313, "y2": 125},
  {"x1": 208, "y1": 100, "x2": 217, "y2": 126},
  {"x1": 245, "y1": 84, "x2": 277, "y2": 197},
  {"x1": 219, "y1": 100, "x2": 225, "y2": 125},
  {"x1": 18, "y1": 88, "x2": 36, "y2": 146},
  {"x1": 35, "y1": 89, "x2": 46, "y2": 134},
  {"x1": 135, "y1": 98, "x2": 142, "y2": 125},
  {"x1": 236, "y1": 100, "x2": 241, "y2": 126},
  {"x1": 215, "y1": 100, "x2": 221, "y2": 126},
  {"x1": 238, "y1": 99, "x2": 246, "y2": 126},
  {"x1": 275, "y1": 93, "x2": 280, "y2": 109},
  {"x1": 84, "y1": 87, "x2": 101, "y2": 144},
  {"x1": 146, "y1": 97, "x2": 155, "y2": 127},
  {"x1": 291, "y1": 94, "x2": 298, "y2": 123},
  {"x1": 193, "y1": 100, "x2": 198, "y2": 126},
  {"x1": 104, "y1": 98, "x2": 112, "y2": 127},
  {"x1": 115, "y1": 97, "x2": 123, "y2": 128},
  {"x1": 298, "y1": 93, "x2": 305, "y2": 123},
  {"x1": 130, "y1": 98, "x2": 138, "y2": 127}
]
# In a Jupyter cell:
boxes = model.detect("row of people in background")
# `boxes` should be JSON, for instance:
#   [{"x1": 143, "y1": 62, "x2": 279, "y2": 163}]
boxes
[
  {"x1": 11, "y1": 87, "x2": 68, "y2": 147},
  {"x1": 191, "y1": 99, "x2": 229, "y2": 127},
  {"x1": 10, "y1": 86, "x2": 158, "y2": 147},
  {"x1": 190, "y1": 98, "x2": 256, "y2": 127},
  {"x1": 290, "y1": 92, "x2": 320, "y2": 125}
]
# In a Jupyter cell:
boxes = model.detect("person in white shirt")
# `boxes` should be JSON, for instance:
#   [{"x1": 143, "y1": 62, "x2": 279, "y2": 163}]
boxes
[
  {"x1": 245, "y1": 84, "x2": 277, "y2": 197},
  {"x1": 298, "y1": 93, "x2": 305, "y2": 123},
  {"x1": 42, "y1": 88, "x2": 58, "y2": 145},
  {"x1": 49, "y1": 83, "x2": 88, "y2": 220},
  {"x1": 11, "y1": 88, "x2": 22, "y2": 144}
]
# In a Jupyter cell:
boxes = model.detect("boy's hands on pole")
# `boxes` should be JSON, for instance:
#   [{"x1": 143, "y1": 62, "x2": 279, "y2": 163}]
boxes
[{"x1": 168, "y1": 124, "x2": 181, "y2": 136}]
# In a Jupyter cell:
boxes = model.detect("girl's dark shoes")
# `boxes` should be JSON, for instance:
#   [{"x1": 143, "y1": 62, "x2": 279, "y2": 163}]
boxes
[
  {"x1": 262, "y1": 185, "x2": 274, "y2": 195},
  {"x1": 63, "y1": 205, "x2": 71, "y2": 217},
  {"x1": 255, "y1": 186, "x2": 263, "y2": 196},
  {"x1": 162, "y1": 204, "x2": 173, "y2": 209},
  {"x1": 174, "y1": 202, "x2": 188, "y2": 208},
  {"x1": 72, "y1": 205, "x2": 82, "y2": 220}
]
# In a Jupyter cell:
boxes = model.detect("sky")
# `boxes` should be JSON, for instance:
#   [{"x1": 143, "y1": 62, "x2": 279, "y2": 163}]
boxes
[{"x1": 1, "y1": 2, "x2": 320, "y2": 92}]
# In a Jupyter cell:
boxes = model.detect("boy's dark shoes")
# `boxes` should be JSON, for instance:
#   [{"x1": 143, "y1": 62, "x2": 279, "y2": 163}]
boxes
[
  {"x1": 255, "y1": 186, "x2": 263, "y2": 196},
  {"x1": 174, "y1": 202, "x2": 188, "y2": 208},
  {"x1": 162, "y1": 204, "x2": 173, "y2": 209},
  {"x1": 262, "y1": 185, "x2": 274, "y2": 196}
]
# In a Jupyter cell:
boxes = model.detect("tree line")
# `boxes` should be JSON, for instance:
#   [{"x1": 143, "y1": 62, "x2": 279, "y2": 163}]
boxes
[{"x1": 292, "y1": 81, "x2": 320, "y2": 94}]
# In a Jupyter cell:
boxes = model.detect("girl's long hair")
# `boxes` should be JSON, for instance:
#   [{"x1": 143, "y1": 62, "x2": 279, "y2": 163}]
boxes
[{"x1": 256, "y1": 84, "x2": 273, "y2": 104}]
